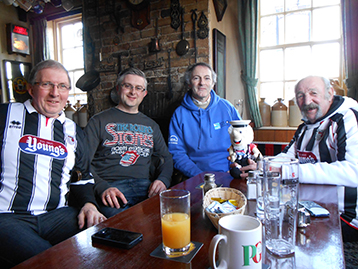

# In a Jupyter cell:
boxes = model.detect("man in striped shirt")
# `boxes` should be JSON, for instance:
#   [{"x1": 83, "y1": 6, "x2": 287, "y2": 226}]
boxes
[
  {"x1": 0, "y1": 60, "x2": 106, "y2": 267},
  {"x1": 240, "y1": 76, "x2": 358, "y2": 242}
]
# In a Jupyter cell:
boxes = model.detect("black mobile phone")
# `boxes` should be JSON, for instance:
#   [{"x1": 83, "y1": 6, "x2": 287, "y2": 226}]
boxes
[
  {"x1": 299, "y1": 201, "x2": 330, "y2": 217},
  {"x1": 91, "y1": 227, "x2": 143, "y2": 249}
]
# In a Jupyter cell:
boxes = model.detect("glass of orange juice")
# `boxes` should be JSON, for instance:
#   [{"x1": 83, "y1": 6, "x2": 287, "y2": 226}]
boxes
[{"x1": 160, "y1": 189, "x2": 191, "y2": 255}]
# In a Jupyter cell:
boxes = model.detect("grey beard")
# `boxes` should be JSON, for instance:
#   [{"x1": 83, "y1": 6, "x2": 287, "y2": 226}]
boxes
[{"x1": 301, "y1": 103, "x2": 323, "y2": 122}]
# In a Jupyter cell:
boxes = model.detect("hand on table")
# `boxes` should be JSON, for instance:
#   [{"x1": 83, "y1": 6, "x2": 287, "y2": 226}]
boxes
[
  {"x1": 148, "y1": 180, "x2": 166, "y2": 198},
  {"x1": 228, "y1": 158, "x2": 257, "y2": 179},
  {"x1": 78, "y1": 202, "x2": 107, "y2": 229},
  {"x1": 101, "y1": 187, "x2": 128, "y2": 209}
]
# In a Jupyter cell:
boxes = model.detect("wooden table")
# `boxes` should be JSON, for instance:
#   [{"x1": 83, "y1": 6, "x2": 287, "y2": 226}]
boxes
[{"x1": 15, "y1": 172, "x2": 345, "y2": 269}]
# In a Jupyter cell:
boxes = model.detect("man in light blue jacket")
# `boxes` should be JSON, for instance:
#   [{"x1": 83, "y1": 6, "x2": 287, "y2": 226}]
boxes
[{"x1": 168, "y1": 62, "x2": 241, "y2": 178}]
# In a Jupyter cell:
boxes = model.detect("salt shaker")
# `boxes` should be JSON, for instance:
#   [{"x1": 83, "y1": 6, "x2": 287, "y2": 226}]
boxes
[
  {"x1": 246, "y1": 171, "x2": 257, "y2": 200},
  {"x1": 203, "y1": 173, "x2": 217, "y2": 197}
]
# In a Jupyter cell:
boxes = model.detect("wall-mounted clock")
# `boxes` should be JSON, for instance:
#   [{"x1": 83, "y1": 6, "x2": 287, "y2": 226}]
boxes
[{"x1": 126, "y1": 0, "x2": 150, "y2": 30}]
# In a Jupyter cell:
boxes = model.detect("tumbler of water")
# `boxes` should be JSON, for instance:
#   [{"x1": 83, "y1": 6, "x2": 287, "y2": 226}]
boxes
[
  {"x1": 256, "y1": 173, "x2": 264, "y2": 220},
  {"x1": 263, "y1": 156, "x2": 299, "y2": 257}
]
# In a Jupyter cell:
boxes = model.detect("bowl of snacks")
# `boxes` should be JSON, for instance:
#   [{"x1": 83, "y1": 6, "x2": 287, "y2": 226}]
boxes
[{"x1": 203, "y1": 187, "x2": 247, "y2": 229}]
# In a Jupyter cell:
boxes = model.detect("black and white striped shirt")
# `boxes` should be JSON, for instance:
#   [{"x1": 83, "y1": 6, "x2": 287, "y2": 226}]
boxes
[
  {"x1": 280, "y1": 96, "x2": 358, "y2": 229},
  {"x1": 0, "y1": 100, "x2": 94, "y2": 215}
]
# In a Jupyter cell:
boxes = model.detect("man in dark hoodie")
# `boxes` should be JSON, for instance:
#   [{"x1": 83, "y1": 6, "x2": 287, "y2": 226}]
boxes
[{"x1": 168, "y1": 62, "x2": 241, "y2": 178}]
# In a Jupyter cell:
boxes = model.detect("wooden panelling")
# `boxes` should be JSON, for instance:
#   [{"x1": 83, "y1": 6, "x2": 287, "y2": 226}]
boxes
[{"x1": 254, "y1": 129, "x2": 296, "y2": 143}]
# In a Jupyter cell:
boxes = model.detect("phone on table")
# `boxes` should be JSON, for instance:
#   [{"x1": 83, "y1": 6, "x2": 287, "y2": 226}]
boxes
[
  {"x1": 299, "y1": 201, "x2": 330, "y2": 217},
  {"x1": 92, "y1": 227, "x2": 143, "y2": 249}
]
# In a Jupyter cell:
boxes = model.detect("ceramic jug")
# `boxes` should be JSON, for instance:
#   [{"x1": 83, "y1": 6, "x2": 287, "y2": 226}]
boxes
[
  {"x1": 259, "y1": 98, "x2": 271, "y2": 126},
  {"x1": 271, "y1": 98, "x2": 287, "y2": 127},
  {"x1": 289, "y1": 99, "x2": 302, "y2": 127}
]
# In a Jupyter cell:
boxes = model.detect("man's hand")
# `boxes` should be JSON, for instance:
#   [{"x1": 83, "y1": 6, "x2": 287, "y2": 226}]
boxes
[
  {"x1": 228, "y1": 158, "x2": 257, "y2": 179},
  {"x1": 78, "y1": 203, "x2": 107, "y2": 229},
  {"x1": 148, "y1": 180, "x2": 166, "y2": 198},
  {"x1": 101, "y1": 187, "x2": 127, "y2": 209},
  {"x1": 238, "y1": 158, "x2": 257, "y2": 179}
]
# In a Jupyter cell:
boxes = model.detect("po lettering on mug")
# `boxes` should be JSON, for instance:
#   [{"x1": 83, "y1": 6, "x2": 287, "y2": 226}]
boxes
[{"x1": 243, "y1": 241, "x2": 262, "y2": 266}]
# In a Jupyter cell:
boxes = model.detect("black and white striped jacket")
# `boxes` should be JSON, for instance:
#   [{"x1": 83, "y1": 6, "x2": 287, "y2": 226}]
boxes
[
  {"x1": 0, "y1": 100, "x2": 95, "y2": 215},
  {"x1": 280, "y1": 95, "x2": 358, "y2": 229}
]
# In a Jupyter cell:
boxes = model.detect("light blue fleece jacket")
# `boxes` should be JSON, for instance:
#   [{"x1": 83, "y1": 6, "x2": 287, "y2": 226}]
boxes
[{"x1": 168, "y1": 90, "x2": 241, "y2": 178}]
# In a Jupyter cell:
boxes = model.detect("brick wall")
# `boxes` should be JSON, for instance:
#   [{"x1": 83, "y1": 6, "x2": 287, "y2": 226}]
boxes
[{"x1": 82, "y1": 0, "x2": 210, "y2": 137}]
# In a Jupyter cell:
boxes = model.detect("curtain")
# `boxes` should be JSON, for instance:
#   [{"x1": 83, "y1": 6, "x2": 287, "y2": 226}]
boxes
[
  {"x1": 237, "y1": 0, "x2": 262, "y2": 127},
  {"x1": 32, "y1": 19, "x2": 49, "y2": 65},
  {"x1": 342, "y1": 0, "x2": 358, "y2": 101}
]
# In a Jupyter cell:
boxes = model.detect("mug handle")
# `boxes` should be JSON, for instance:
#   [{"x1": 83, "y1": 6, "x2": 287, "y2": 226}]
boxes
[{"x1": 209, "y1": 234, "x2": 228, "y2": 269}]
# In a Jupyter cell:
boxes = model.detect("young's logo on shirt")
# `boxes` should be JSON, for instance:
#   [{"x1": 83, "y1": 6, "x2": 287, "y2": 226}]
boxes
[
  {"x1": 18, "y1": 135, "x2": 68, "y2": 160},
  {"x1": 168, "y1": 135, "x2": 178, "y2": 145},
  {"x1": 120, "y1": 150, "x2": 140, "y2": 166}
]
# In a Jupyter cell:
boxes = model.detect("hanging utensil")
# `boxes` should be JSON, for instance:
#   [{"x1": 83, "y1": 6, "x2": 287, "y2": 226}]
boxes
[
  {"x1": 149, "y1": 17, "x2": 161, "y2": 53},
  {"x1": 176, "y1": 7, "x2": 189, "y2": 56},
  {"x1": 76, "y1": 20, "x2": 100, "y2": 92},
  {"x1": 166, "y1": 49, "x2": 173, "y2": 99},
  {"x1": 191, "y1": 9, "x2": 197, "y2": 62},
  {"x1": 110, "y1": 52, "x2": 124, "y2": 105},
  {"x1": 170, "y1": 0, "x2": 181, "y2": 30},
  {"x1": 197, "y1": 11, "x2": 209, "y2": 39},
  {"x1": 76, "y1": 70, "x2": 100, "y2": 92}
]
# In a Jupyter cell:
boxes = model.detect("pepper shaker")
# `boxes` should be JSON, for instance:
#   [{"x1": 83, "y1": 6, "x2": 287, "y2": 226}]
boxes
[{"x1": 203, "y1": 173, "x2": 217, "y2": 197}]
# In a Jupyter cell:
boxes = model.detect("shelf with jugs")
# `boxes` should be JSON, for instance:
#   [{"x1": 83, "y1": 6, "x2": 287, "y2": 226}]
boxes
[
  {"x1": 64, "y1": 100, "x2": 88, "y2": 128},
  {"x1": 259, "y1": 97, "x2": 301, "y2": 128}
]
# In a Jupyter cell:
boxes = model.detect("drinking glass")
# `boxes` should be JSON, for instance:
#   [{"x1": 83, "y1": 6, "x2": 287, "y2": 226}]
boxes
[
  {"x1": 160, "y1": 189, "x2": 191, "y2": 255},
  {"x1": 263, "y1": 156, "x2": 299, "y2": 257},
  {"x1": 256, "y1": 174, "x2": 265, "y2": 220}
]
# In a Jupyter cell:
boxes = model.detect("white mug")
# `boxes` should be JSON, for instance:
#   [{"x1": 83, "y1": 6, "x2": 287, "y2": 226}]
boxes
[{"x1": 209, "y1": 215, "x2": 262, "y2": 269}]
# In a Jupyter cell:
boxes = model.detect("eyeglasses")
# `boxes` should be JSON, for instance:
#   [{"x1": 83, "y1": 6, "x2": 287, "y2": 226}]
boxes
[
  {"x1": 120, "y1": 83, "x2": 145, "y2": 92},
  {"x1": 34, "y1": 82, "x2": 71, "y2": 92}
]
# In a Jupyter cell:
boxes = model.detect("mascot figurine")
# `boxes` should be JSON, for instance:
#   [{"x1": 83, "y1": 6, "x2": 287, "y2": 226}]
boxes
[{"x1": 228, "y1": 120, "x2": 261, "y2": 179}]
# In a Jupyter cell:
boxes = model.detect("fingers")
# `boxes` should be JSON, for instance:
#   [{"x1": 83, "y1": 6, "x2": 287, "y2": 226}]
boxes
[
  {"x1": 85, "y1": 213, "x2": 107, "y2": 228},
  {"x1": 239, "y1": 159, "x2": 258, "y2": 179},
  {"x1": 101, "y1": 188, "x2": 127, "y2": 209},
  {"x1": 148, "y1": 180, "x2": 166, "y2": 198},
  {"x1": 240, "y1": 171, "x2": 250, "y2": 179},
  {"x1": 229, "y1": 162, "x2": 238, "y2": 169},
  {"x1": 78, "y1": 211, "x2": 85, "y2": 229},
  {"x1": 78, "y1": 203, "x2": 107, "y2": 229}
]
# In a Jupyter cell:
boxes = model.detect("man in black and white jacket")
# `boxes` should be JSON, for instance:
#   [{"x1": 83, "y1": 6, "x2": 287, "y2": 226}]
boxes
[
  {"x1": 280, "y1": 76, "x2": 358, "y2": 241},
  {"x1": 240, "y1": 76, "x2": 358, "y2": 242},
  {"x1": 0, "y1": 60, "x2": 106, "y2": 267}
]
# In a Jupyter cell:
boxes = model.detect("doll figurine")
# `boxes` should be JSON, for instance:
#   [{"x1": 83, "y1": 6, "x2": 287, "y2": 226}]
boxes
[{"x1": 228, "y1": 120, "x2": 261, "y2": 179}]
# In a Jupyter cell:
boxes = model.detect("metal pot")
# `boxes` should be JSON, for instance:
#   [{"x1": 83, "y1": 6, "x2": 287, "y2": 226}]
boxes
[
  {"x1": 110, "y1": 87, "x2": 119, "y2": 105},
  {"x1": 176, "y1": 8, "x2": 189, "y2": 56},
  {"x1": 76, "y1": 70, "x2": 100, "y2": 92}
]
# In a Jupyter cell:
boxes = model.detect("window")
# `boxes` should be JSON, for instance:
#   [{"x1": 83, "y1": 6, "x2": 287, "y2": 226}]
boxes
[
  {"x1": 47, "y1": 14, "x2": 86, "y2": 105},
  {"x1": 258, "y1": 0, "x2": 343, "y2": 106}
]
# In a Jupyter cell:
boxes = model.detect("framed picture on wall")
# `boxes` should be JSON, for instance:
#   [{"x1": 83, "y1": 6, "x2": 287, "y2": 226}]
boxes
[
  {"x1": 213, "y1": 28, "x2": 226, "y2": 99},
  {"x1": 3, "y1": 60, "x2": 32, "y2": 103}
]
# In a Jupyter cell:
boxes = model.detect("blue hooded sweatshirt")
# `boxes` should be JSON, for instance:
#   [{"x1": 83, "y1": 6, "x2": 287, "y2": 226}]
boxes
[{"x1": 168, "y1": 90, "x2": 241, "y2": 178}]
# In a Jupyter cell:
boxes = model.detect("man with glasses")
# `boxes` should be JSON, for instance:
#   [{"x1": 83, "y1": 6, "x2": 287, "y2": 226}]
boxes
[
  {"x1": 0, "y1": 60, "x2": 106, "y2": 268},
  {"x1": 85, "y1": 68, "x2": 173, "y2": 218}
]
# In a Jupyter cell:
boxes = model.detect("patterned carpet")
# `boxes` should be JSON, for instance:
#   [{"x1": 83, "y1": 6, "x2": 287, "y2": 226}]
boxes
[{"x1": 344, "y1": 242, "x2": 358, "y2": 268}]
